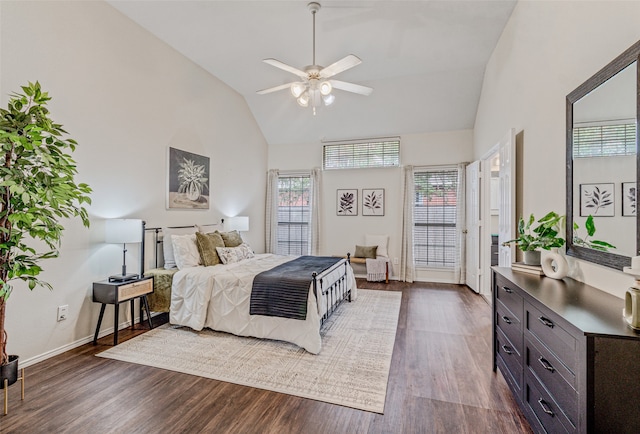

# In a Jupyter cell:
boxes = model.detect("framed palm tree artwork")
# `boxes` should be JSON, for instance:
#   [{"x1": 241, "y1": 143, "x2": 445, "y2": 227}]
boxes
[{"x1": 167, "y1": 147, "x2": 210, "y2": 209}]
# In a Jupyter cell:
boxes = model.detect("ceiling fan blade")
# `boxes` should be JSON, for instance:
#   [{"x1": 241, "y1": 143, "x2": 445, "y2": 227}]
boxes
[
  {"x1": 256, "y1": 83, "x2": 295, "y2": 95},
  {"x1": 330, "y1": 80, "x2": 373, "y2": 96},
  {"x1": 263, "y1": 59, "x2": 308, "y2": 79},
  {"x1": 319, "y1": 54, "x2": 362, "y2": 78}
]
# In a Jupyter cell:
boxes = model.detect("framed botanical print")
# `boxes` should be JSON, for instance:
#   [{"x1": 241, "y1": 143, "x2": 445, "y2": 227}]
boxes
[
  {"x1": 167, "y1": 147, "x2": 210, "y2": 210},
  {"x1": 362, "y1": 188, "x2": 385, "y2": 216},
  {"x1": 622, "y1": 182, "x2": 637, "y2": 216},
  {"x1": 336, "y1": 189, "x2": 357, "y2": 216},
  {"x1": 580, "y1": 183, "x2": 614, "y2": 217}
]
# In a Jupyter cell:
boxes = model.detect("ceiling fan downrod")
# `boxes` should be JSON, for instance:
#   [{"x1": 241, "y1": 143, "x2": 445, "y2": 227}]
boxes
[{"x1": 309, "y1": 2, "x2": 320, "y2": 67}]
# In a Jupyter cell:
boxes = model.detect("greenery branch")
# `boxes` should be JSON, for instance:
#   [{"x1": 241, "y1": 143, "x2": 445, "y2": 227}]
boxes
[
  {"x1": 502, "y1": 212, "x2": 565, "y2": 252},
  {"x1": 0, "y1": 82, "x2": 91, "y2": 365}
]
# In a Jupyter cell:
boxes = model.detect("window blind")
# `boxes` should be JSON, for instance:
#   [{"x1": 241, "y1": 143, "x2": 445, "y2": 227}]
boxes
[
  {"x1": 323, "y1": 139, "x2": 400, "y2": 170},
  {"x1": 413, "y1": 169, "x2": 458, "y2": 269},
  {"x1": 277, "y1": 175, "x2": 311, "y2": 255},
  {"x1": 573, "y1": 123, "x2": 636, "y2": 158}
]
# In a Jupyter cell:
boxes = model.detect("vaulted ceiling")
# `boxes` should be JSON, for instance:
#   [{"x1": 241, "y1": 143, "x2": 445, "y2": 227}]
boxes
[{"x1": 108, "y1": 1, "x2": 517, "y2": 146}]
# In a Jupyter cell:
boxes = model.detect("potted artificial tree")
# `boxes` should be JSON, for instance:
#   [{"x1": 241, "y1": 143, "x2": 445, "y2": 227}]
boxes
[
  {"x1": 503, "y1": 212, "x2": 565, "y2": 265},
  {"x1": 0, "y1": 82, "x2": 91, "y2": 388}
]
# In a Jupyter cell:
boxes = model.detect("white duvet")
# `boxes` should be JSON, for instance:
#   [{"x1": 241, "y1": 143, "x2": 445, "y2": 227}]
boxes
[{"x1": 170, "y1": 254, "x2": 357, "y2": 354}]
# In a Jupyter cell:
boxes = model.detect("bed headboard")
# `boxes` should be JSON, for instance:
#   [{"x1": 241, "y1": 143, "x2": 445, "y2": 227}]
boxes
[{"x1": 142, "y1": 222, "x2": 223, "y2": 271}]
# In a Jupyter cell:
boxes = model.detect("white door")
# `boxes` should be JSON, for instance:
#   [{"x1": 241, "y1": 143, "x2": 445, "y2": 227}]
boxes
[
  {"x1": 465, "y1": 161, "x2": 481, "y2": 293},
  {"x1": 498, "y1": 128, "x2": 516, "y2": 267}
]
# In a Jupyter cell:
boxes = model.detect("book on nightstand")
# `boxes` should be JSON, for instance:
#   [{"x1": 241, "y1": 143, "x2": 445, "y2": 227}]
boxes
[{"x1": 510, "y1": 262, "x2": 544, "y2": 276}]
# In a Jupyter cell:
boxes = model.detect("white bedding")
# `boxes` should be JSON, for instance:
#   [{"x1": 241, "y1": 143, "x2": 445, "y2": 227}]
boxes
[{"x1": 169, "y1": 254, "x2": 357, "y2": 354}]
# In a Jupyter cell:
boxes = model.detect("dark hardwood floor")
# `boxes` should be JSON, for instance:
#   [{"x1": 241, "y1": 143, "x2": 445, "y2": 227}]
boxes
[{"x1": 1, "y1": 279, "x2": 531, "y2": 433}]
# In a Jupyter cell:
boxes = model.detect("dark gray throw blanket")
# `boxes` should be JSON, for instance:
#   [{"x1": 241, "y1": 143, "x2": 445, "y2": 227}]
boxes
[{"x1": 250, "y1": 256, "x2": 343, "y2": 320}]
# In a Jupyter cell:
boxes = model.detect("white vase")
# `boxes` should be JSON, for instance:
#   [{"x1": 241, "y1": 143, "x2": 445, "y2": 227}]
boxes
[{"x1": 541, "y1": 248, "x2": 568, "y2": 279}]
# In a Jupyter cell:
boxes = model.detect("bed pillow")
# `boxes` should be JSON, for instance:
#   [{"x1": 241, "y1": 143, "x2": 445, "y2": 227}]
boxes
[
  {"x1": 171, "y1": 233, "x2": 201, "y2": 269},
  {"x1": 216, "y1": 243, "x2": 254, "y2": 265},
  {"x1": 195, "y1": 231, "x2": 225, "y2": 266},
  {"x1": 197, "y1": 223, "x2": 221, "y2": 234},
  {"x1": 162, "y1": 226, "x2": 196, "y2": 269},
  {"x1": 354, "y1": 245, "x2": 378, "y2": 259},
  {"x1": 217, "y1": 230, "x2": 243, "y2": 247},
  {"x1": 365, "y1": 234, "x2": 389, "y2": 257}
]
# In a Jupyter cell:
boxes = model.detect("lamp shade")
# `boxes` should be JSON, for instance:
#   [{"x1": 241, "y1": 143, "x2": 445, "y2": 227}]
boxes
[
  {"x1": 224, "y1": 216, "x2": 249, "y2": 232},
  {"x1": 105, "y1": 219, "x2": 143, "y2": 244}
]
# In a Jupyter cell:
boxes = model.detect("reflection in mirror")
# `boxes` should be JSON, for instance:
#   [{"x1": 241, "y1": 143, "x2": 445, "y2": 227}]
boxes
[
  {"x1": 572, "y1": 62, "x2": 636, "y2": 257},
  {"x1": 567, "y1": 40, "x2": 640, "y2": 270}
]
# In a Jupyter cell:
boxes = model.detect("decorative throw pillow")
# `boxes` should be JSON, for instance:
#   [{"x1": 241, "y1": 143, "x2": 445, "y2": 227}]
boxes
[
  {"x1": 195, "y1": 232, "x2": 225, "y2": 266},
  {"x1": 171, "y1": 233, "x2": 201, "y2": 269},
  {"x1": 365, "y1": 234, "x2": 389, "y2": 257},
  {"x1": 354, "y1": 245, "x2": 378, "y2": 259},
  {"x1": 217, "y1": 230, "x2": 243, "y2": 247},
  {"x1": 216, "y1": 243, "x2": 255, "y2": 265},
  {"x1": 162, "y1": 226, "x2": 196, "y2": 269}
]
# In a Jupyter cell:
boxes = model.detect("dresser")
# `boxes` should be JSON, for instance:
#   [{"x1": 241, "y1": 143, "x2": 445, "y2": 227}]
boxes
[{"x1": 492, "y1": 267, "x2": 640, "y2": 433}]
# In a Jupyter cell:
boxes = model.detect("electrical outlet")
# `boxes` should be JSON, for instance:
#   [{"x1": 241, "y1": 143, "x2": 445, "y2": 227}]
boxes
[
  {"x1": 393, "y1": 257, "x2": 399, "y2": 265},
  {"x1": 57, "y1": 305, "x2": 68, "y2": 322}
]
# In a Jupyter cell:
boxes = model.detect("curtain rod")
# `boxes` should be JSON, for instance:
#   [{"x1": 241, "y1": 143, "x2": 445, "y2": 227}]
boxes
[{"x1": 321, "y1": 135, "x2": 400, "y2": 144}]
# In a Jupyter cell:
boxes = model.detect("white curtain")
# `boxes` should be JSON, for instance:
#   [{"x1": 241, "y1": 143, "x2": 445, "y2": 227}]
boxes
[
  {"x1": 310, "y1": 167, "x2": 322, "y2": 255},
  {"x1": 400, "y1": 165, "x2": 415, "y2": 282},
  {"x1": 454, "y1": 163, "x2": 467, "y2": 284},
  {"x1": 265, "y1": 168, "x2": 279, "y2": 254}
]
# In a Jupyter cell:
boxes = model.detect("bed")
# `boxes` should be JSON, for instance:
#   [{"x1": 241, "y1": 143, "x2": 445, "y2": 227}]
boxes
[{"x1": 142, "y1": 224, "x2": 357, "y2": 354}]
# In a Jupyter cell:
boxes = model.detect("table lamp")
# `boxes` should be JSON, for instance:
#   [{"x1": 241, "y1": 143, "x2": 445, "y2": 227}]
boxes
[
  {"x1": 105, "y1": 218, "x2": 143, "y2": 282},
  {"x1": 224, "y1": 216, "x2": 249, "y2": 232}
]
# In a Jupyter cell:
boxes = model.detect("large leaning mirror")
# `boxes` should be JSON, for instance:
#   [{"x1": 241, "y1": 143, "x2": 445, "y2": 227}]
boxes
[{"x1": 566, "y1": 40, "x2": 640, "y2": 270}]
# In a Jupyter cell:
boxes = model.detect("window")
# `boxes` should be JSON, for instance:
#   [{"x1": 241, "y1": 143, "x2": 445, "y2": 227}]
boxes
[
  {"x1": 323, "y1": 139, "x2": 400, "y2": 170},
  {"x1": 573, "y1": 122, "x2": 636, "y2": 158},
  {"x1": 277, "y1": 175, "x2": 311, "y2": 255},
  {"x1": 413, "y1": 169, "x2": 458, "y2": 268}
]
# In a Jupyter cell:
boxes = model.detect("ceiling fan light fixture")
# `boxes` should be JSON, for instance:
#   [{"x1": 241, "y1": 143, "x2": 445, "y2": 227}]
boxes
[
  {"x1": 319, "y1": 80, "x2": 332, "y2": 96},
  {"x1": 291, "y1": 82, "x2": 306, "y2": 98},
  {"x1": 297, "y1": 92, "x2": 310, "y2": 107},
  {"x1": 322, "y1": 93, "x2": 335, "y2": 106}
]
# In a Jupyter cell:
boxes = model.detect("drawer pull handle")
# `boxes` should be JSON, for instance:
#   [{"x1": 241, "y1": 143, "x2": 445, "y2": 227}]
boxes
[
  {"x1": 538, "y1": 398, "x2": 555, "y2": 417},
  {"x1": 502, "y1": 315, "x2": 512, "y2": 324},
  {"x1": 538, "y1": 357, "x2": 555, "y2": 372},
  {"x1": 501, "y1": 345, "x2": 513, "y2": 355},
  {"x1": 502, "y1": 286, "x2": 513, "y2": 293},
  {"x1": 538, "y1": 316, "x2": 554, "y2": 328}
]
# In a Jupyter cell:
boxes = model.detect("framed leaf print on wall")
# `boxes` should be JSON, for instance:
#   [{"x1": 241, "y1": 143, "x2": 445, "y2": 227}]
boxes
[
  {"x1": 622, "y1": 182, "x2": 637, "y2": 216},
  {"x1": 362, "y1": 188, "x2": 385, "y2": 216},
  {"x1": 167, "y1": 147, "x2": 210, "y2": 210},
  {"x1": 580, "y1": 183, "x2": 614, "y2": 217},
  {"x1": 337, "y1": 189, "x2": 357, "y2": 216}
]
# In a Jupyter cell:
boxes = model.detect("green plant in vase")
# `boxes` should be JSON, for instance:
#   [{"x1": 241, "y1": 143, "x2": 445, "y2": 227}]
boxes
[
  {"x1": 573, "y1": 215, "x2": 616, "y2": 251},
  {"x1": 503, "y1": 212, "x2": 565, "y2": 265}
]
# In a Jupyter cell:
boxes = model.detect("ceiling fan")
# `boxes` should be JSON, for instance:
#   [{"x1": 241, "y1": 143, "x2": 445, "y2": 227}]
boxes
[{"x1": 257, "y1": 1, "x2": 373, "y2": 114}]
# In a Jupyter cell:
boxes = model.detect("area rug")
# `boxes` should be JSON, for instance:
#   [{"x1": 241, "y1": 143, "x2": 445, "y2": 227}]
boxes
[{"x1": 97, "y1": 289, "x2": 401, "y2": 413}]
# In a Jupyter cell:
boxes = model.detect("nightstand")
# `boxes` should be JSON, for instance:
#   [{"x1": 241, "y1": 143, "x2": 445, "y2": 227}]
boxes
[{"x1": 92, "y1": 276, "x2": 153, "y2": 345}]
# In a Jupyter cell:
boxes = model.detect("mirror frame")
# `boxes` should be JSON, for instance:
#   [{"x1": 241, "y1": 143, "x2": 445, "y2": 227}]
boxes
[{"x1": 566, "y1": 40, "x2": 640, "y2": 270}]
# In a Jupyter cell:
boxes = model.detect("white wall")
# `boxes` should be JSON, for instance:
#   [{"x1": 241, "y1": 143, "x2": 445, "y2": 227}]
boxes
[
  {"x1": 0, "y1": 1, "x2": 267, "y2": 365},
  {"x1": 474, "y1": 0, "x2": 640, "y2": 297},
  {"x1": 268, "y1": 130, "x2": 473, "y2": 281}
]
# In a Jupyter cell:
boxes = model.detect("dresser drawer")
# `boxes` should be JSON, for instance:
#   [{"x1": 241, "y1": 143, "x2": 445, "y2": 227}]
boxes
[
  {"x1": 496, "y1": 327, "x2": 522, "y2": 393},
  {"x1": 496, "y1": 300, "x2": 522, "y2": 357},
  {"x1": 118, "y1": 278, "x2": 153, "y2": 301},
  {"x1": 525, "y1": 372, "x2": 575, "y2": 434},
  {"x1": 526, "y1": 303, "x2": 577, "y2": 373},
  {"x1": 495, "y1": 274, "x2": 523, "y2": 322},
  {"x1": 526, "y1": 335, "x2": 577, "y2": 426}
]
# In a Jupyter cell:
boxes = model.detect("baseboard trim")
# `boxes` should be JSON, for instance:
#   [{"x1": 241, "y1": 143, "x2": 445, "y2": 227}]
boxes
[{"x1": 18, "y1": 312, "x2": 163, "y2": 369}]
